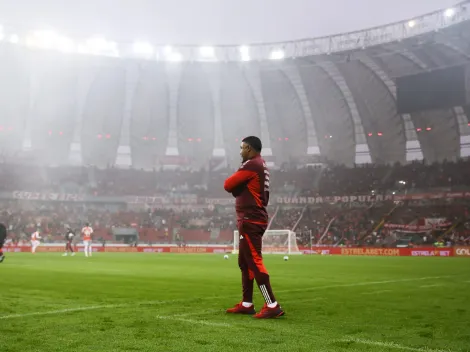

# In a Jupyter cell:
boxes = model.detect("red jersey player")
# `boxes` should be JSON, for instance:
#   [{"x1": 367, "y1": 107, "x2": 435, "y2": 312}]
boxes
[
  {"x1": 63, "y1": 227, "x2": 76, "y2": 257},
  {"x1": 223, "y1": 136, "x2": 284, "y2": 319}
]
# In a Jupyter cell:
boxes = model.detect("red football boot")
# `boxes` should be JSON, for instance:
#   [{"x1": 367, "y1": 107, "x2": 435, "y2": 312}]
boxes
[
  {"x1": 226, "y1": 302, "x2": 256, "y2": 315},
  {"x1": 253, "y1": 303, "x2": 285, "y2": 319}
]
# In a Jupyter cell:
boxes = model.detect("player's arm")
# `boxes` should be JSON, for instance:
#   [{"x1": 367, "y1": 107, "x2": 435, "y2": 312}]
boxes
[
  {"x1": 223, "y1": 169, "x2": 256, "y2": 193},
  {"x1": 264, "y1": 191, "x2": 270, "y2": 207}
]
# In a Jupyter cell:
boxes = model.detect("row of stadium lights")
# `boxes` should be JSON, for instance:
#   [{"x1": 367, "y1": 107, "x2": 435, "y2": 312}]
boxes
[
  {"x1": 0, "y1": 8, "x2": 458, "y2": 62},
  {"x1": 0, "y1": 27, "x2": 284, "y2": 62},
  {"x1": 0, "y1": 130, "x2": 286, "y2": 142},
  {"x1": 407, "y1": 8, "x2": 456, "y2": 28}
]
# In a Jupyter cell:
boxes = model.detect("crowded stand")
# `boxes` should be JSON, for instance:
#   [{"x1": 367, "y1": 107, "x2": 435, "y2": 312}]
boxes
[{"x1": 1, "y1": 159, "x2": 470, "y2": 249}]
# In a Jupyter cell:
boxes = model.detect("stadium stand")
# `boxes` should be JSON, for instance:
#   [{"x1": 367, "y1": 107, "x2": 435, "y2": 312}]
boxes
[{"x1": 1, "y1": 161, "x2": 470, "y2": 248}]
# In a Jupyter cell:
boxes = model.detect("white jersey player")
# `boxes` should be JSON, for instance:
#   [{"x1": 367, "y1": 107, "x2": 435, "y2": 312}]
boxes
[
  {"x1": 31, "y1": 231, "x2": 42, "y2": 254},
  {"x1": 82, "y1": 223, "x2": 93, "y2": 257}
]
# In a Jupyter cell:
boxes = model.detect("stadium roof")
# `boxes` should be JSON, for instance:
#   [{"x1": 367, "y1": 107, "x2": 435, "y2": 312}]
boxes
[
  {"x1": 0, "y1": 0, "x2": 462, "y2": 44},
  {"x1": 0, "y1": 1, "x2": 468, "y2": 62}
]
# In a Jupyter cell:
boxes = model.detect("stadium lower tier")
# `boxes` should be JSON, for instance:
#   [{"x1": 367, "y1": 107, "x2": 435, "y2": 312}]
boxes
[{"x1": 3, "y1": 244, "x2": 469, "y2": 257}]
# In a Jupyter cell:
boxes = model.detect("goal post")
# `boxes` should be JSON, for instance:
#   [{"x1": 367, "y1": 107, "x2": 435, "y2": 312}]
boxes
[{"x1": 233, "y1": 229, "x2": 301, "y2": 255}]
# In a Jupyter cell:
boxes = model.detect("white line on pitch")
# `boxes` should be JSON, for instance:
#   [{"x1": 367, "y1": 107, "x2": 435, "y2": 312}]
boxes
[
  {"x1": 340, "y1": 337, "x2": 452, "y2": 352},
  {"x1": 0, "y1": 299, "x2": 188, "y2": 320},
  {"x1": 156, "y1": 316, "x2": 231, "y2": 328},
  {"x1": 156, "y1": 309, "x2": 232, "y2": 327},
  {"x1": 276, "y1": 276, "x2": 452, "y2": 294},
  {"x1": 0, "y1": 276, "x2": 454, "y2": 321},
  {"x1": 420, "y1": 284, "x2": 442, "y2": 288},
  {"x1": 172, "y1": 309, "x2": 221, "y2": 318},
  {"x1": 361, "y1": 290, "x2": 391, "y2": 295},
  {"x1": 0, "y1": 304, "x2": 121, "y2": 320}
]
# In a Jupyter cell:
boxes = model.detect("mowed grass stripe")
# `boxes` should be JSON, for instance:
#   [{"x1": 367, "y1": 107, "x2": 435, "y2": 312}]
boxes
[{"x1": 0, "y1": 275, "x2": 457, "y2": 320}]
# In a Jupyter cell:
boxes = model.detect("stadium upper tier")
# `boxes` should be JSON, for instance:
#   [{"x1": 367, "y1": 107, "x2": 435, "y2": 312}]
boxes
[
  {"x1": 0, "y1": 2, "x2": 470, "y2": 169},
  {"x1": 2, "y1": 159, "x2": 470, "y2": 197}
]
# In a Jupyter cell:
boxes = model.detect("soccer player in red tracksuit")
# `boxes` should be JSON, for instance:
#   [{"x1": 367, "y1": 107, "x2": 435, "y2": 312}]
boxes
[{"x1": 224, "y1": 136, "x2": 285, "y2": 319}]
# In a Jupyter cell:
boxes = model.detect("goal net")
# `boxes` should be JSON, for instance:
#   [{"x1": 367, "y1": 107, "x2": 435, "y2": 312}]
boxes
[{"x1": 233, "y1": 229, "x2": 301, "y2": 255}]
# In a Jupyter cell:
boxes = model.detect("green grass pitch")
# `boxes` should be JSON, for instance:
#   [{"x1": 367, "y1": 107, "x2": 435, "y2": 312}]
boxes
[{"x1": 1, "y1": 253, "x2": 469, "y2": 352}]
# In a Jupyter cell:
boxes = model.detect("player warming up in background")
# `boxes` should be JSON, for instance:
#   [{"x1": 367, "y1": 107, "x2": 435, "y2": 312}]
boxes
[
  {"x1": 223, "y1": 136, "x2": 284, "y2": 319},
  {"x1": 0, "y1": 223, "x2": 6, "y2": 263},
  {"x1": 82, "y1": 223, "x2": 93, "y2": 257},
  {"x1": 31, "y1": 230, "x2": 41, "y2": 254},
  {"x1": 63, "y1": 227, "x2": 76, "y2": 256}
]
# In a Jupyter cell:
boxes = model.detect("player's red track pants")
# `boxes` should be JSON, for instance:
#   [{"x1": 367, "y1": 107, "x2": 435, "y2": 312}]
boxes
[
  {"x1": 65, "y1": 242, "x2": 74, "y2": 252},
  {"x1": 237, "y1": 220, "x2": 276, "y2": 304}
]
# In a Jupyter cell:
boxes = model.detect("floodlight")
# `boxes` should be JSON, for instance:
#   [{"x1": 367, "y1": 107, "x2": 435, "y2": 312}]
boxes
[
  {"x1": 240, "y1": 46, "x2": 250, "y2": 61},
  {"x1": 86, "y1": 37, "x2": 119, "y2": 57},
  {"x1": 270, "y1": 49, "x2": 285, "y2": 60},
  {"x1": 200, "y1": 46, "x2": 215, "y2": 57},
  {"x1": 9, "y1": 34, "x2": 19, "y2": 44},
  {"x1": 444, "y1": 8, "x2": 455, "y2": 17}
]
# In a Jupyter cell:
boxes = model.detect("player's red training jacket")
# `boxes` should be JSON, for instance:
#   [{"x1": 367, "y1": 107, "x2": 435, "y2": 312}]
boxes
[{"x1": 223, "y1": 155, "x2": 270, "y2": 223}]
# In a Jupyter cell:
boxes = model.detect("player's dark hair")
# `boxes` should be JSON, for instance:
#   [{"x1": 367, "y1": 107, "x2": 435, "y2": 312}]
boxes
[{"x1": 242, "y1": 136, "x2": 262, "y2": 153}]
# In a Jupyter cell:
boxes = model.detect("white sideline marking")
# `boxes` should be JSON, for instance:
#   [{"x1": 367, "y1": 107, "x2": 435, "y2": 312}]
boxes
[
  {"x1": 341, "y1": 337, "x2": 451, "y2": 352},
  {"x1": 0, "y1": 306, "x2": 230, "y2": 328},
  {"x1": 361, "y1": 290, "x2": 391, "y2": 295},
  {"x1": 156, "y1": 316, "x2": 231, "y2": 328},
  {"x1": 0, "y1": 305, "x2": 121, "y2": 320},
  {"x1": 157, "y1": 309, "x2": 232, "y2": 327},
  {"x1": 276, "y1": 276, "x2": 451, "y2": 294},
  {"x1": 420, "y1": 284, "x2": 441, "y2": 288},
  {"x1": 172, "y1": 309, "x2": 221, "y2": 318},
  {"x1": 0, "y1": 276, "x2": 452, "y2": 321},
  {"x1": 0, "y1": 300, "x2": 181, "y2": 320}
]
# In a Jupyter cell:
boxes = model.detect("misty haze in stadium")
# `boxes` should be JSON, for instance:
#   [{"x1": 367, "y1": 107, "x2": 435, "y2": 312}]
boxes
[
  {"x1": 0, "y1": 0, "x2": 459, "y2": 44},
  {"x1": 0, "y1": 1, "x2": 469, "y2": 167},
  {"x1": 1, "y1": 1, "x2": 470, "y2": 351}
]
